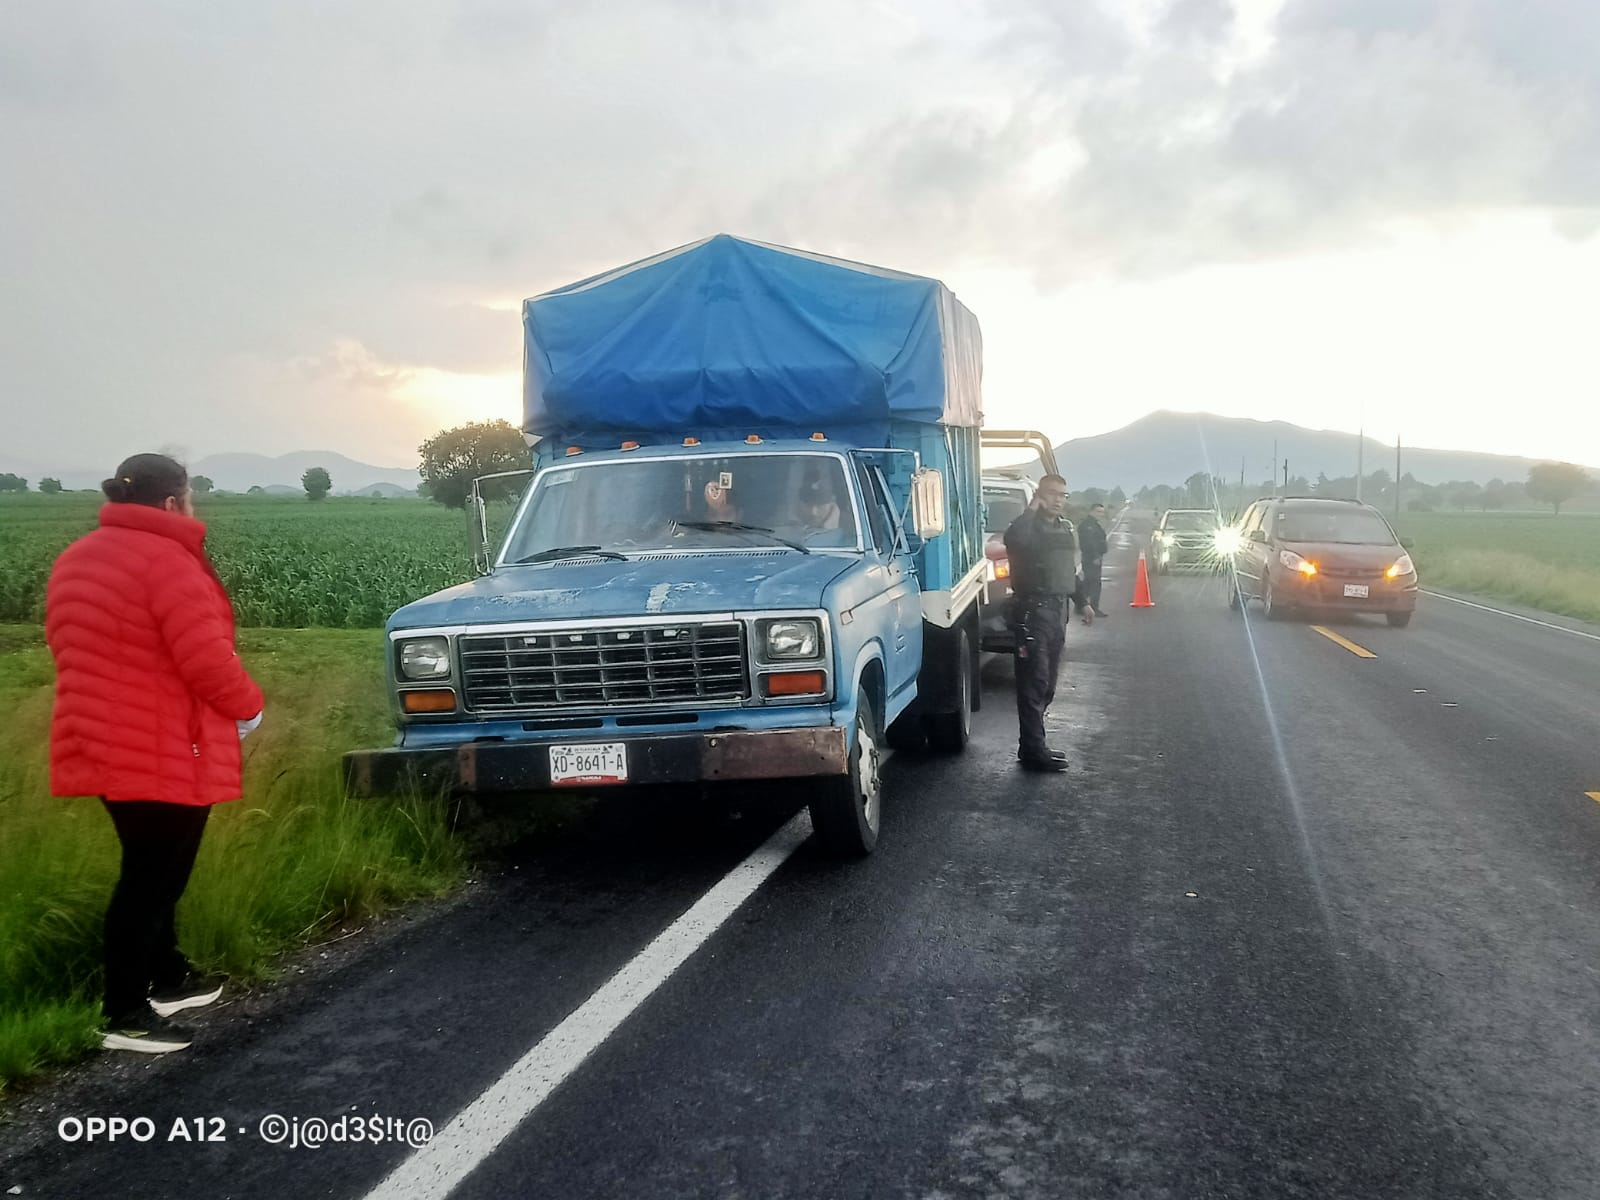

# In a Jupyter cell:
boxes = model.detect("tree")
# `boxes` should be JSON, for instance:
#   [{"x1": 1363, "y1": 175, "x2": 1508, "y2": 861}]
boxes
[
  {"x1": 1447, "y1": 481, "x2": 1481, "y2": 511},
  {"x1": 0, "y1": 473, "x2": 28, "y2": 493},
  {"x1": 302, "y1": 466, "x2": 332, "y2": 501},
  {"x1": 418, "y1": 418, "x2": 530, "y2": 509},
  {"x1": 1109, "y1": 486, "x2": 1126, "y2": 506},
  {"x1": 39, "y1": 477, "x2": 63, "y2": 494},
  {"x1": 247, "y1": 485, "x2": 264, "y2": 495},
  {"x1": 191, "y1": 475, "x2": 215, "y2": 495},
  {"x1": 1526, "y1": 462, "x2": 1590, "y2": 515},
  {"x1": 1481, "y1": 479, "x2": 1507, "y2": 512}
]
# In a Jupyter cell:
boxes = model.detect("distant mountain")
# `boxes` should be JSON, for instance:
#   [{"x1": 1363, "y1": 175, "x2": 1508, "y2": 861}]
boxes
[
  {"x1": 188, "y1": 451, "x2": 421, "y2": 494},
  {"x1": 1053, "y1": 411, "x2": 1600, "y2": 491},
  {"x1": 0, "y1": 450, "x2": 422, "y2": 494}
]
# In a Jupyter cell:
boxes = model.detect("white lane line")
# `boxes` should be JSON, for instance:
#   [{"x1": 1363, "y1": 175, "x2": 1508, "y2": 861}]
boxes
[
  {"x1": 363, "y1": 812, "x2": 813, "y2": 1200},
  {"x1": 1421, "y1": 590, "x2": 1600, "y2": 644}
]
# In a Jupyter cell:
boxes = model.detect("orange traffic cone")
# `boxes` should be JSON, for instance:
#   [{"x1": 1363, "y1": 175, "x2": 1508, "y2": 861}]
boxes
[{"x1": 1130, "y1": 551, "x2": 1155, "y2": 608}]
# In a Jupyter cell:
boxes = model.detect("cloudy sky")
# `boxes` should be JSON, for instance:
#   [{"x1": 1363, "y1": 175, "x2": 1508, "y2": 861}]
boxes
[{"x1": 3, "y1": 0, "x2": 1597, "y2": 475}]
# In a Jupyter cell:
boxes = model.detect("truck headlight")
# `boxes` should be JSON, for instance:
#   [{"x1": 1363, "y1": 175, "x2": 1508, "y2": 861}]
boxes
[
  {"x1": 762, "y1": 618, "x2": 822, "y2": 660},
  {"x1": 397, "y1": 636, "x2": 451, "y2": 680}
]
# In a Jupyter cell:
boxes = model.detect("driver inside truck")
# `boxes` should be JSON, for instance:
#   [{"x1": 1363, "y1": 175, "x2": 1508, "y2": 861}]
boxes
[{"x1": 794, "y1": 464, "x2": 841, "y2": 531}]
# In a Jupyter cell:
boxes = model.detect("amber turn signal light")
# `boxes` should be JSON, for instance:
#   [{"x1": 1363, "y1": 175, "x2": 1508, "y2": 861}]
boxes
[
  {"x1": 763, "y1": 671, "x2": 826, "y2": 697},
  {"x1": 401, "y1": 689, "x2": 457, "y2": 714}
]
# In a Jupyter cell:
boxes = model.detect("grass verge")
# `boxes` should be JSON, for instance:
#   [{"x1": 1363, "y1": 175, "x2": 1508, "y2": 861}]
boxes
[
  {"x1": 0, "y1": 625, "x2": 465, "y2": 1096},
  {"x1": 1396, "y1": 512, "x2": 1600, "y2": 625}
]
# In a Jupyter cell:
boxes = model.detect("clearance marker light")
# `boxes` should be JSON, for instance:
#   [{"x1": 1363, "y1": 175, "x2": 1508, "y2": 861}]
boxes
[
  {"x1": 810, "y1": 432, "x2": 827, "y2": 441},
  {"x1": 564, "y1": 446, "x2": 583, "y2": 456},
  {"x1": 683, "y1": 437, "x2": 700, "y2": 446},
  {"x1": 745, "y1": 434, "x2": 763, "y2": 444},
  {"x1": 620, "y1": 441, "x2": 641, "y2": 452}
]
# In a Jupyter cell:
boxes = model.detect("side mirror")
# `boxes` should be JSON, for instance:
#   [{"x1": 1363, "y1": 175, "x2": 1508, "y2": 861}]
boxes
[
  {"x1": 1249, "y1": 529, "x2": 1268, "y2": 544},
  {"x1": 911, "y1": 467, "x2": 946, "y2": 539},
  {"x1": 469, "y1": 491, "x2": 492, "y2": 574},
  {"x1": 466, "y1": 467, "x2": 537, "y2": 574}
]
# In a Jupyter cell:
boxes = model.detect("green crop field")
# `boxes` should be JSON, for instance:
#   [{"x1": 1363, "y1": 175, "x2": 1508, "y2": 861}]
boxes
[
  {"x1": 1395, "y1": 510, "x2": 1600, "y2": 624},
  {"x1": 0, "y1": 493, "x2": 498, "y2": 627}
]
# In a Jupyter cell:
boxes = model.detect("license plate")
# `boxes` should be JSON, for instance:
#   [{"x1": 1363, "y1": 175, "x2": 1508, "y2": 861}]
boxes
[
  {"x1": 549, "y1": 742, "x2": 628, "y2": 786},
  {"x1": 1343, "y1": 583, "x2": 1370, "y2": 598}
]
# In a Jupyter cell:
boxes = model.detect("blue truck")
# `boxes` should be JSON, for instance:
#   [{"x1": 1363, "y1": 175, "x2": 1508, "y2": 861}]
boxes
[{"x1": 345, "y1": 235, "x2": 1010, "y2": 855}]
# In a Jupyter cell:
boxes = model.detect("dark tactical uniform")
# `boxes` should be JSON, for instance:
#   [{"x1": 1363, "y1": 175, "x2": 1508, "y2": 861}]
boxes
[
  {"x1": 1077, "y1": 513, "x2": 1108, "y2": 613},
  {"x1": 1003, "y1": 508, "x2": 1085, "y2": 763}
]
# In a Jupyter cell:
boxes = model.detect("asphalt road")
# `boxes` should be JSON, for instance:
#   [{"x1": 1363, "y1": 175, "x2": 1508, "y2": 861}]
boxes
[{"x1": 5, "y1": 511, "x2": 1600, "y2": 1199}]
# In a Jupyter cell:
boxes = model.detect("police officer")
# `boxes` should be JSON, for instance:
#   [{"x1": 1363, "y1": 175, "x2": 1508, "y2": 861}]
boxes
[
  {"x1": 1003, "y1": 473, "x2": 1088, "y2": 773},
  {"x1": 1077, "y1": 501, "x2": 1110, "y2": 619}
]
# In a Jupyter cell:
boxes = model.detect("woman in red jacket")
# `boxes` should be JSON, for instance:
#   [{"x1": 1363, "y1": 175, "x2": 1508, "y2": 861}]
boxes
[{"x1": 46, "y1": 454, "x2": 264, "y2": 1054}]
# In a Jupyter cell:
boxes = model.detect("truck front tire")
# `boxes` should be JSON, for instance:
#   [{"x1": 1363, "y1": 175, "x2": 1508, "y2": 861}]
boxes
[{"x1": 808, "y1": 685, "x2": 882, "y2": 857}]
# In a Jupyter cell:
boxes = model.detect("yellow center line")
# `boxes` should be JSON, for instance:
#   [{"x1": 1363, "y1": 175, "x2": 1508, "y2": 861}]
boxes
[
  {"x1": 1310, "y1": 625, "x2": 1378, "y2": 658},
  {"x1": 1587, "y1": 792, "x2": 1600, "y2": 805}
]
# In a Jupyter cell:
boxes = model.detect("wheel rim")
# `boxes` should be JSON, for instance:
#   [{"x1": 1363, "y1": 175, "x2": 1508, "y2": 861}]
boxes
[{"x1": 856, "y1": 715, "x2": 881, "y2": 832}]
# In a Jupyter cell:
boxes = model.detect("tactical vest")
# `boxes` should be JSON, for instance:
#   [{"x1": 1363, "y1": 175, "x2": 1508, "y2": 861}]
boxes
[{"x1": 1012, "y1": 512, "x2": 1078, "y2": 598}]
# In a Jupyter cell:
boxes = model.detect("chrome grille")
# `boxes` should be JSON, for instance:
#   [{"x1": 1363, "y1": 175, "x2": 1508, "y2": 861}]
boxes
[{"x1": 460, "y1": 623, "x2": 748, "y2": 712}]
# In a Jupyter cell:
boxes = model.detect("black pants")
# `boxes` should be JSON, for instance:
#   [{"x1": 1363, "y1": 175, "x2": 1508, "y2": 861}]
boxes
[
  {"x1": 1014, "y1": 599, "x2": 1066, "y2": 758},
  {"x1": 101, "y1": 800, "x2": 210, "y2": 1020},
  {"x1": 1082, "y1": 558, "x2": 1104, "y2": 611}
]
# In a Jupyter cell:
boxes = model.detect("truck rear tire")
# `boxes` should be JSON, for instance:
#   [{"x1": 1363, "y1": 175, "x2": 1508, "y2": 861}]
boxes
[
  {"x1": 808, "y1": 686, "x2": 883, "y2": 857},
  {"x1": 922, "y1": 628, "x2": 972, "y2": 754}
]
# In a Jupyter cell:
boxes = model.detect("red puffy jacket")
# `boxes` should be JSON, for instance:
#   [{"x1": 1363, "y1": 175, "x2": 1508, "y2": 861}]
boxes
[{"x1": 46, "y1": 504, "x2": 265, "y2": 806}]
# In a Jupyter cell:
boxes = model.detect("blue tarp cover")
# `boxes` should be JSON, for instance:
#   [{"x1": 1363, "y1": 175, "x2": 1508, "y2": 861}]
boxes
[{"x1": 522, "y1": 235, "x2": 982, "y2": 443}]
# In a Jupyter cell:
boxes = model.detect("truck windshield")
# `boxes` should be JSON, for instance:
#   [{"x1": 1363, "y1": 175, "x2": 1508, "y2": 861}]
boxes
[
  {"x1": 501, "y1": 453, "x2": 860, "y2": 563},
  {"x1": 1163, "y1": 511, "x2": 1216, "y2": 530}
]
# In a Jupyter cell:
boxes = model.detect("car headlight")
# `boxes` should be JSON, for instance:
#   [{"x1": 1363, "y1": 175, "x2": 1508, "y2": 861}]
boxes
[
  {"x1": 398, "y1": 636, "x2": 452, "y2": 680},
  {"x1": 763, "y1": 618, "x2": 822, "y2": 660},
  {"x1": 1279, "y1": 549, "x2": 1318, "y2": 576},
  {"x1": 1213, "y1": 528, "x2": 1244, "y2": 555},
  {"x1": 1386, "y1": 553, "x2": 1415, "y2": 579}
]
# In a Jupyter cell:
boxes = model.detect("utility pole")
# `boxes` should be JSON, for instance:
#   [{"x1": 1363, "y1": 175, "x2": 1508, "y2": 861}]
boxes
[
  {"x1": 1283, "y1": 459, "x2": 1290, "y2": 492},
  {"x1": 1395, "y1": 435, "x2": 1402, "y2": 522},
  {"x1": 1272, "y1": 439, "x2": 1279, "y2": 497},
  {"x1": 1356, "y1": 426, "x2": 1364, "y2": 502}
]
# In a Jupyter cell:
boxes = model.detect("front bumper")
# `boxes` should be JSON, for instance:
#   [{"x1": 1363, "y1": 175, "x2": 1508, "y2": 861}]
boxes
[
  {"x1": 1280, "y1": 574, "x2": 1418, "y2": 612},
  {"x1": 344, "y1": 726, "x2": 848, "y2": 797}
]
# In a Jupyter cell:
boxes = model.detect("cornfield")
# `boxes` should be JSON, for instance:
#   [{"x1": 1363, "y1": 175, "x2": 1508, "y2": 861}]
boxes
[{"x1": 0, "y1": 493, "x2": 503, "y2": 628}]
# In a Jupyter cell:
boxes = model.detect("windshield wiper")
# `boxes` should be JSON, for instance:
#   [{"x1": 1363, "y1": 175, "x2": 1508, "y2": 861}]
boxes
[
  {"x1": 513, "y1": 545, "x2": 629, "y2": 565},
  {"x1": 672, "y1": 521, "x2": 810, "y2": 554}
]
